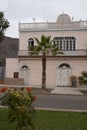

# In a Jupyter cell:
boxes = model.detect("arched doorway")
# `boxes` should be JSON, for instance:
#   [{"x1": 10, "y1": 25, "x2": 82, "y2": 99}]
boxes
[
  {"x1": 20, "y1": 65, "x2": 29, "y2": 85},
  {"x1": 57, "y1": 63, "x2": 72, "y2": 86}
]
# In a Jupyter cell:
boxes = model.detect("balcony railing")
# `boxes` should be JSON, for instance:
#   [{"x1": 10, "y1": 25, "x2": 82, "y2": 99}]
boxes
[
  {"x1": 18, "y1": 50, "x2": 87, "y2": 57},
  {"x1": 19, "y1": 21, "x2": 87, "y2": 31}
]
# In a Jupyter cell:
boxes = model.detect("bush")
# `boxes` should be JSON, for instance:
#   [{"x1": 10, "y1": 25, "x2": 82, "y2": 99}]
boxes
[
  {"x1": 79, "y1": 71, "x2": 87, "y2": 85},
  {"x1": 0, "y1": 87, "x2": 36, "y2": 130}
]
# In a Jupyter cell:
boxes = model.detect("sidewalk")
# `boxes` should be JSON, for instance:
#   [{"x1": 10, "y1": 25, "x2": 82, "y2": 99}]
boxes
[
  {"x1": 0, "y1": 84, "x2": 87, "y2": 95},
  {"x1": 51, "y1": 87, "x2": 84, "y2": 95}
]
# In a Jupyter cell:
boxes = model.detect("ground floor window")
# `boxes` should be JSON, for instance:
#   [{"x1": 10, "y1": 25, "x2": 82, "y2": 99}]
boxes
[{"x1": 14, "y1": 72, "x2": 19, "y2": 78}]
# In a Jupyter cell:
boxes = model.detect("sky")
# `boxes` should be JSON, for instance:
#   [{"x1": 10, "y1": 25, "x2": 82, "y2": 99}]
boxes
[{"x1": 0, "y1": 0, "x2": 87, "y2": 38}]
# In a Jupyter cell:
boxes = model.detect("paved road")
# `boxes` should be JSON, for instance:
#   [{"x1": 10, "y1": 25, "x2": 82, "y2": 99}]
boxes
[{"x1": 34, "y1": 94, "x2": 87, "y2": 111}]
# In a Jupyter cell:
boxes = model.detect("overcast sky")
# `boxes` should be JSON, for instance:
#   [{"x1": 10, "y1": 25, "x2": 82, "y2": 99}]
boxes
[{"x1": 0, "y1": 0, "x2": 87, "y2": 38}]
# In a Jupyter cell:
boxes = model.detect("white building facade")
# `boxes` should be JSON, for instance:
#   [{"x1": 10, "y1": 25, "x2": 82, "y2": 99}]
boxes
[{"x1": 5, "y1": 14, "x2": 87, "y2": 88}]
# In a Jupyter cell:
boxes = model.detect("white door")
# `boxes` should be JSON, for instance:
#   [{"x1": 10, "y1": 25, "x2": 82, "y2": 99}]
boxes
[
  {"x1": 57, "y1": 66, "x2": 71, "y2": 86},
  {"x1": 20, "y1": 68, "x2": 29, "y2": 85}
]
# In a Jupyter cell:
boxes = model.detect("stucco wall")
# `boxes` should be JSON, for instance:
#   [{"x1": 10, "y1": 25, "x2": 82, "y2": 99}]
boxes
[
  {"x1": 19, "y1": 30, "x2": 87, "y2": 51},
  {"x1": 19, "y1": 58, "x2": 42, "y2": 87},
  {"x1": 46, "y1": 58, "x2": 87, "y2": 88},
  {"x1": 6, "y1": 58, "x2": 18, "y2": 78},
  {"x1": 18, "y1": 57, "x2": 87, "y2": 88}
]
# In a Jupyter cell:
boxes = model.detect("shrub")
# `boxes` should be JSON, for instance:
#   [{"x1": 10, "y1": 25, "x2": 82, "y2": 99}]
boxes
[
  {"x1": 0, "y1": 87, "x2": 36, "y2": 130},
  {"x1": 79, "y1": 71, "x2": 87, "y2": 85}
]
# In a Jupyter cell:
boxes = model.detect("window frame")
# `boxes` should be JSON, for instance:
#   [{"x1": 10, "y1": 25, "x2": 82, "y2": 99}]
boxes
[{"x1": 53, "y1": 36, "x2": 76, "y2": 51}]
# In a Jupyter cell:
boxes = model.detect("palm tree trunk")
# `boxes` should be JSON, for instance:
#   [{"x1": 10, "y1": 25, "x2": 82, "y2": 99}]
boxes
[{"x1": 42, "y1": 52, "x2": 46, "y2": 89}]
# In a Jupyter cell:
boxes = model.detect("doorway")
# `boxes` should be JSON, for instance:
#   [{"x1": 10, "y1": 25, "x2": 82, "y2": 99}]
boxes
[
  {"x1": 20, "y1": 65, "x2": 29, "y2": 85},
  {"x1": 57, "y1": 63, "x2": 72, "y2": 86}
]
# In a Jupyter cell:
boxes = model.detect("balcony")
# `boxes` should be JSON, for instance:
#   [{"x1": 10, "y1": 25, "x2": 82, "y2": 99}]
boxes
[
  {"x1": 19, "y1": 21, "x2": 87, "y2": 32},
  {"x1": 18, "y1": 49, "x2": 87, "y2": 57}
]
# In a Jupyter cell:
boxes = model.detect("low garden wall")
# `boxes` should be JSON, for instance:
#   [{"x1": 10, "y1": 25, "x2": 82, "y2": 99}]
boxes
[{"x1": 4, "y1": 78, "x2": 24, "y2": 85}]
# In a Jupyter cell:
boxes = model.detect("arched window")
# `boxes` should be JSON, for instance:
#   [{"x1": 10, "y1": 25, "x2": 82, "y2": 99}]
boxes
[
  {"x1": 28, "y1": 38, "x2": 34, "y2": 46},
  {"x1": 58, "y1": 63, "x2": 71, "y2": 68},
  {"x1": 53, "y1": 36, "x2": 76, "y2": 51},
  {"x1": 21, "y1": 65, "x2": 28, "y2": 69}
]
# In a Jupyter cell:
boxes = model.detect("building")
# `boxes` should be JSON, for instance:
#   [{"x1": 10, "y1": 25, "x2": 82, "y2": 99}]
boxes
[{"x1": 5, "y1": 13, "x2": 87, "y2": 88}]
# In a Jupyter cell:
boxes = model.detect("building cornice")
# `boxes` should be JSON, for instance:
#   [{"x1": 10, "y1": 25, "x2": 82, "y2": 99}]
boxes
[{"x1": 18, "y1": 55, "x2": 87, "y2": 61}]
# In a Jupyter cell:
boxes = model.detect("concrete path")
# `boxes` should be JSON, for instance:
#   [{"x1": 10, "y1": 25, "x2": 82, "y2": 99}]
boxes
[
  {"x1": 51, "y1": 87, "x2": 83, "y2": 95},
  {"x1": 0, "y1": 84, "x2": 87, "y2": 95}
]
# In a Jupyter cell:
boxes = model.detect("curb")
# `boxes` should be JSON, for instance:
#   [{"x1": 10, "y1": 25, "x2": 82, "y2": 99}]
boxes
[
  {"x1": 35, "y1": 107, "x2": 87, "y2": 112},
  {"x1": 0, "y1": 105, "x2": 87, "y2": 112}
]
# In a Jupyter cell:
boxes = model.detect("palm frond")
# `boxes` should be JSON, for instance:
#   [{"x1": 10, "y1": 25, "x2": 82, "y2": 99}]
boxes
[{"x1": 34, "y1": 37, "x2": 40, "y2": 45}]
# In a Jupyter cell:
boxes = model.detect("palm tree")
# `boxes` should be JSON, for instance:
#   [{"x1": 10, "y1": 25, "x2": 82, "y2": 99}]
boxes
[{"x1": 29, "y1": 35, "x2": 62, "y2": 89}]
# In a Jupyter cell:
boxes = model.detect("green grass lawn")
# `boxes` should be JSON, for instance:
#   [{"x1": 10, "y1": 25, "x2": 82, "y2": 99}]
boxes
[{"x1": 0, "y1": 108, "x2": 87, "y2": 130}]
